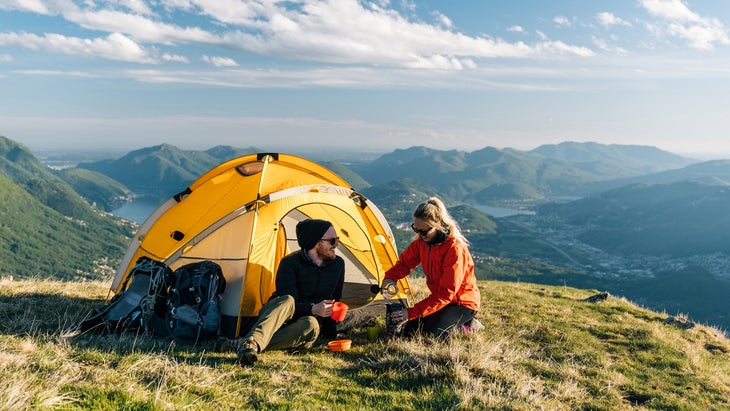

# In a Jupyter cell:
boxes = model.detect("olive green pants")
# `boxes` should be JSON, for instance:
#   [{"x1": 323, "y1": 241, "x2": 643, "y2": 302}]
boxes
[{"x1": 245, "y1": 295, "x2": 320, "y2": 352}]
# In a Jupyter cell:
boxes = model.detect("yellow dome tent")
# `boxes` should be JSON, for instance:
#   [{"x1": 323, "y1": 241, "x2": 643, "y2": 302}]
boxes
[{"x1": 110, "y1": 152, "x2": 409, "y2": 337}]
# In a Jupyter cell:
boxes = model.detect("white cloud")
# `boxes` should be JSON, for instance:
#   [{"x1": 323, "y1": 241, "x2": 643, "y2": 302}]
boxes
[
  {"x1": 162, "y1": 53, "x2": 189, "y2": 63},
  {"x1": 553, "y1": 16, "x2": 571, "y2": 27},
  {"x1": 15, "y1": 69, "x2": 99, "y2": 78},
  {"x1": 535, "y1": 41, "x2": 595, "y2": 58},
  {"x1": 202, "y1": 55, "x2": 239, "y2": 67},
  {"x1": 0, "y1": 54, "x2": 13, "y2": 62},
  {"x1": 596, "y1": 12, "x2": 632, "y2": 27},
  {"x1": 175, "y1": 0, "x2": 593, "y2": 68},
  {"x1": 667, "y1": 21, "x2": 729, "y2": 50},
  {"x1": 592, "y1": 37, "x2": 629, "y2": 55},
  {"x1": 0, "y1": 32, "x2": 158, "y2": 63},
  {"x1": 4, "y1": 0, "x2": 595, "y2": 69},
  {"x1": 508, "y1": 26, "x2": 524, "y2": 33},
  {"x1": 640, "y1": 0, "x2": 729, "y2": 50},
  {"x1": 164, "y1": 0, "x2": 261, "y2": 25},
  {"x1": 432, "y1": 11, "x2": 452, "y2": 29},
  {"x1": 160, "y1": 0, "x2": 194, "y2": 11},
  {"x1": 118, "y1": 0, "x2": 154, "y2": 16},
  {"x1": 64, "y1": 8, "x2": 221, "y2": 44},
  {"x1": 641, "y1": 0, "x2": 700, "y2": 22},
  {"x1": 123, "y1": 64, "x2": 557, "y2": 91},
  {"x1": 0, "y1": 0, "x2": 49, "y2": 14}
]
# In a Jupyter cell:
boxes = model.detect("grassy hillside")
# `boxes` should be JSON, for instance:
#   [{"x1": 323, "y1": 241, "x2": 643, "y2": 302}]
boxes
[
  {"x1": 2, "y1": 277, "x2": 729, "y2": 410},
  {"x1": 0, "y1": 136, "x2": 134, "y2": 279},
  {"x1": 0, "y1": 175, "x2": 131, "y2": 279},
  {"x1": 1, "y1": 136, "x2": 102, "y2": 221},
  {"x1": 57, "y1": 167, "x2": 132, "y2": 211}
]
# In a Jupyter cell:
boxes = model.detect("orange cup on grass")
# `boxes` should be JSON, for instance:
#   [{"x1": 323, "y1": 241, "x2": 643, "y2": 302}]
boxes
[
  {"x1": 331, "y1": 301, "x2": 348, "y2": 321},
  {"x1": 328, "y1": 339, "x2": 352, "y2": 352}
]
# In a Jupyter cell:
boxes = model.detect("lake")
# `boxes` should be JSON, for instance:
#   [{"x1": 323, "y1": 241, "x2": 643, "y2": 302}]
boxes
[
  {"x1": 469, "y1": 204, "x2": 535, "y2": 218},
  {"x1": 111, "y1": 195, "x2": 168, "y2": 224}
]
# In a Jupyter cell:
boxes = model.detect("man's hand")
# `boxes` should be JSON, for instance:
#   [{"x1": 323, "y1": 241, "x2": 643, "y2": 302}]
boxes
[{"x1": 311, "y1": 299, "x2": 334, "y2": 317}]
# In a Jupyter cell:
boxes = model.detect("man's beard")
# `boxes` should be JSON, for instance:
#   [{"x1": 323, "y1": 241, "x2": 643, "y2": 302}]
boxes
[{"x1": 316, "y1": 247, "x2": 336, "y2": 262}]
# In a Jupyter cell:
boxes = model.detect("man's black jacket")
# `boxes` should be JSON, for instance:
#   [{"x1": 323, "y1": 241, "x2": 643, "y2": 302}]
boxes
[{"x1": 272, "y1": 250, "x2": 345, "y2": 320}]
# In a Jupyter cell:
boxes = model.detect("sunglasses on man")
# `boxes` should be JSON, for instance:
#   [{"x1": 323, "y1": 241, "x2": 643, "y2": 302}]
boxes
[{"x1": 319, "y1": 237, "x2": 340, "y2": 246}]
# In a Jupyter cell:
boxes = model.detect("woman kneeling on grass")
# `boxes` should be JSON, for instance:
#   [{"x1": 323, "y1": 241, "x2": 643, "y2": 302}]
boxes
[{"x1": 382, "y1": 197, "x2": 482, "y2": 338}]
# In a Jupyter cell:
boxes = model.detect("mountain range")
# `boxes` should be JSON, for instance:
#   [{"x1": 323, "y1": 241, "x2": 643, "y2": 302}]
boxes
[
  {"x1": 349, "y1": 142, "x2": 696, "y2": 203},
  {"x1": 71, "y1": 141, "x2": 700, "y2": 212}
]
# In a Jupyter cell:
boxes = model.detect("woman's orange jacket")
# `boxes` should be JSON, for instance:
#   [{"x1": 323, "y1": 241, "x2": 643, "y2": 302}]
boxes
[{"x1": 384, "y1": 235, "x2": 480, "y2": 320}]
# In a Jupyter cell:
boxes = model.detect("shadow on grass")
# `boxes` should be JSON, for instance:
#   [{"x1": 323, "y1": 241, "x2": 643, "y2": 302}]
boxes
[
  {"x1": 0, "y1": 291, "x2": 101, "y2": 336},
  {"x1": 0, "y1": 290, "x2": 393, "y2": 372},
  {"x1": 0, "y1": 291, "x2": 237, "y2": 368},
  {"x1": 322, "y1": 343, "x2": 462, "y2": 410}
]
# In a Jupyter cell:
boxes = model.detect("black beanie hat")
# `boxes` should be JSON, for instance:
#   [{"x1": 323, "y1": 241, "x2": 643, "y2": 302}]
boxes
[{"x1": 296, "y1": 219, "x2": 333, "y2": 251}]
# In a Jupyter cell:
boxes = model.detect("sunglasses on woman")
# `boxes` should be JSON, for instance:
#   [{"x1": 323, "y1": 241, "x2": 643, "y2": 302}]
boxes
[
  {"x1": 410, "y1": 224, "x2": 433, "y2": 236},
  {"x1": 319, "y1": 237, "x2": 340, "y2": 246}
]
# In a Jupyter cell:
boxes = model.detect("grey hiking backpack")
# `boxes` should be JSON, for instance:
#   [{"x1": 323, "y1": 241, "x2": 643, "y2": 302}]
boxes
[{"x1": 79, "y1": 257, "x2": 172, "y2": 334}]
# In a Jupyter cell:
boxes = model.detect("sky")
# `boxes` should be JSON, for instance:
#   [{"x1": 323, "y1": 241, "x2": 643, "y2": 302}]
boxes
[{"x1": 1, "y1": 0, "x2": 730, "y2": 159}]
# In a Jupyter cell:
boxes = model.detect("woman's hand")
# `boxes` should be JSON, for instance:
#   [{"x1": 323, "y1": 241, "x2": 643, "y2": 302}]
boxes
[
  {"x1": 311, "y1": 299, "x2": 334, "y2": 317},
  {"x1": 381, "y1": 278, "x2": 397, "y2": 296},
  {"x1": 388, "y1": 306, "x2": 408, "y2": 324}
]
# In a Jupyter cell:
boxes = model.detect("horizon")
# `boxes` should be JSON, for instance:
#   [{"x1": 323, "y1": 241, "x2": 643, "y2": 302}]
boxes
[
  {"x1": 26, "y1": 139, "x2": 730, "y2": 165},
  {"x1": 3, "y1": 1, "x2": 730, "y2": 159}
]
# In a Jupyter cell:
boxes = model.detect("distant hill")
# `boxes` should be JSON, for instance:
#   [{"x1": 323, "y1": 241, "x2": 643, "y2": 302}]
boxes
[
  {"x1": 58, "y1": 167, "x2": 132, "y2": 211},
  {"x1": 351, "y1": 143, "x2": 697, "y2": 203},
  {"x1": 581, "y1": 159, "x2": 730, "y2": 195},
  {"x1": 449, "y1": 204, "x2": 498, "y2": 235},
  {"x1": 538, "y1": 181, "x2": 730, "y2": 256},
  {"x1": 70, "y1": 145, "x2": 373, "y2": 208},
  {"x1": 76, "y1": 144, "x2": 261, "y2": 194},
  {"x1": 318, "y1": 161, "x2": 371, "y2": 191},
  {"x1": 632, "y1": 159, "x2": 730, "y2": 185},
  {"x1": 0, "y1": 136, "x2": 133, "y2": 279},
  {"x1": 529, "y1": 141, "x2": 695, "y2": 176},
  {"x1": 0, "y1": 136, "x2": 95, "y2": 220}
]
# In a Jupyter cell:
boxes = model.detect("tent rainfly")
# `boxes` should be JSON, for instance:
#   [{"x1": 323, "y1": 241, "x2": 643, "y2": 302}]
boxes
[{"x1": 110, "y1": 152, "x2": 409, "y2": 337}]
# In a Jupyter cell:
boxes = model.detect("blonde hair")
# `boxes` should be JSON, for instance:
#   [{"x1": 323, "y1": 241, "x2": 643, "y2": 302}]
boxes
[{"x1": 413, "y1": 197, "x2": 469, "y2": 246}]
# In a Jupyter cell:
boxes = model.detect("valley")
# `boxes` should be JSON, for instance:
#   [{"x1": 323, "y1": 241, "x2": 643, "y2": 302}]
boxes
[{"x1": 512, "y1": 212, "x2": 730, "y2": 282}]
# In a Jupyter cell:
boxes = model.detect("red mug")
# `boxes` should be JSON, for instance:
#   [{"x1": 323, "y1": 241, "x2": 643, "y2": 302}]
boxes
[{"x1": 331, "y1": 301, "x2": 348, "y2": 321}]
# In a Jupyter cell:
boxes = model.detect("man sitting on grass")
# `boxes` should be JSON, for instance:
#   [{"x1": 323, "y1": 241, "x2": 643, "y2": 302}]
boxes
[{"x1": 215, "y1": 219, "x2": 345, "y2": 366}]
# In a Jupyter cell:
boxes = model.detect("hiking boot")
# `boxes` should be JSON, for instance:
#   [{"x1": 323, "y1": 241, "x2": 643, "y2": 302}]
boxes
[
  {"x1": 236, "y1": 338, "x2": 259, "y2": 366},
  {"x1": 468, "y1": 318, "x2": 485, "y2": 333},
  {"x1": 214, "y1": 337, "x2": 241, "y2": 353}
]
